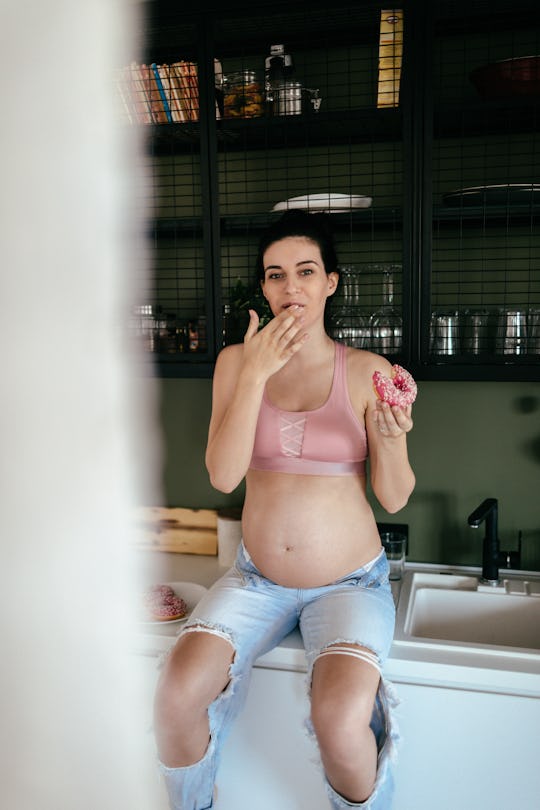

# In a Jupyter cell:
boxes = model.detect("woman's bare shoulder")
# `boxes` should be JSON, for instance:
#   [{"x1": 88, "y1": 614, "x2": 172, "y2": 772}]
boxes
[
  {"x1": 345, "y1": 346, "x2": 393, "y2": 377},
  {"x1": 215, "y1": 342, "x2": 244, "y2": 368},
  {"x1": 343, "y1": 346, "x2": 393, "y2": 409},
  {"x1": 213, "y1": 342, "x2": 245, "y2": 385}
]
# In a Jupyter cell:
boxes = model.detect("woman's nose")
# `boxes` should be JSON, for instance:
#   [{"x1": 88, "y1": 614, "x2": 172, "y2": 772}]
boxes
[{"x1": 284, "y1": 275, "x2": 300, "y2": 293}]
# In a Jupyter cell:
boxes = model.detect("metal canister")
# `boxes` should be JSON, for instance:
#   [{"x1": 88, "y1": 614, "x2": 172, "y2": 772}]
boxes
[
  {"x1": 275, "y1": 81, "x2": 303, "y2": 115},
  {"x1": 495, "y1": 309, "x2": 528, "y2": 355},
  {"x1": 430, "y1": 311, "x2": 460, "y2": 355},
  {"x1": 528, "y1": 308, "x2": 540, "y2": 354},
  {"x1": 462, "y1": 310, "x2": 491, "y2": 354},
  {"x1": 223, "y1": 70, "x2": 264, "y2": 118}
]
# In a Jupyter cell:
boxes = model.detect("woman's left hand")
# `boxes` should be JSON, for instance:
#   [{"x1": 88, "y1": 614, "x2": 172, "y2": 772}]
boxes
[{"x1": 373, "y1": 400, "x2": 413, "y2": 437}]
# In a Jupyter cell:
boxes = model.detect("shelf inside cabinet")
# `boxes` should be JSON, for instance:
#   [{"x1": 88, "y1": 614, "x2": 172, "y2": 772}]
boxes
[
  {"x1": 147, "y1": 123, "x2": 202, "y2": 155},
  {"x1": 222, "y1": 208, "x2": 402, "y2": 232},
  {"x1": 433, "y1": 203, "x2": 540, "y2": 227},
  {"x1": 147, "y1": 101, "x2": 536, "y2": 153},
  {"x1": 147, "y1": 108, "x2": 403, "y2": 155},
  {"x1": 216, "y1": 108, "x2": 402, "y2": 151},
  {"x1": 413, "y1": 357, "x2": 540, "y2": 382},
  {"x1": 151, "y1": 207, "x2": 404, "y2": 239}
]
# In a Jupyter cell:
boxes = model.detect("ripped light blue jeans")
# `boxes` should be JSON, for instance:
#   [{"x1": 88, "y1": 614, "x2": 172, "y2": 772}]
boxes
[{"x1": 159, "y1": 541, "x2": 399, "y2": 810}]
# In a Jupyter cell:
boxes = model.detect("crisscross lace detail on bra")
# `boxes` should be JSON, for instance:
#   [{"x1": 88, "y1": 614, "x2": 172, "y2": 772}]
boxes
[
  {"x1": 249, "y1": 342, "x2": 368, "y2": 476},
  {"x1": 279, "y1": 414, "x2": 307, "y2": 457}
]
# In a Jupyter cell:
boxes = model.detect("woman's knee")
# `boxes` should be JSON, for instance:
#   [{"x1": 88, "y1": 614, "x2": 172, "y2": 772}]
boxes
[
  {"x1": 154, "y1": 629, "x2": 235, "y2": 722},
  {"x1": 310, "y1": 649, "x2": 381, "y2": 754},
  {"x1": 312, "y1": 690, "x2": 377, "y2": 757}
]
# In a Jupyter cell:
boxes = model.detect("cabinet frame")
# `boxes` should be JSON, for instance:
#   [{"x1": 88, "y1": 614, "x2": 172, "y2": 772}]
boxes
[{"x1": 141, "y1": 0, "x2": 540, "y2": 381}]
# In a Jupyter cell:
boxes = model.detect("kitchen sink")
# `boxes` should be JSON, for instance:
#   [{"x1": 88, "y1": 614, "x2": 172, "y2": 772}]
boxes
[{"x1": 395, "y1": 571, "x2": 540, "y2": 653}]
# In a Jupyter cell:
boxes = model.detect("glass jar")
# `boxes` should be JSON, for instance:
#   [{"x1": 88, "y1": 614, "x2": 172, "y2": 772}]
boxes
[{"x1": 223, "y1": 70, "x2": 264, "y2": 118}]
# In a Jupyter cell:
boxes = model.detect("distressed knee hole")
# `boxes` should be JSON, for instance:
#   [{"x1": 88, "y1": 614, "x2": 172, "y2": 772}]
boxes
[
  {"x1": 314, "y1": 643, "x2": 381, "y2": 676},
  {"x1": 181, "y1": 620, "x2": 236, "y2": 651},
  {"x1": 180, "y1": 621, "x2": 238, "y2": 696}
]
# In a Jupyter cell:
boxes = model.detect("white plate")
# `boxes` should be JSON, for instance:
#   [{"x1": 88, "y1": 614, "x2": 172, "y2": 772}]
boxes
[
  {"x1": 139, "y1": 581, "x2": 208, "y2": 625},
  {"x1": 443, "y1": 183, "x2": 540, "y2": 206},
  {"x1": 272, "y1": 193, "x2": 372, "y2": 212}
]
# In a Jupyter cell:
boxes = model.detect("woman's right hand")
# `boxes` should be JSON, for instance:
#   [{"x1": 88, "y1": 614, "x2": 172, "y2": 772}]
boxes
[
  {"x1": 205, "y1": 307, "x2": 309, "y2": 492},
  {"x1": 242, "y1": 307, "x2": 309, "y2": 381}
]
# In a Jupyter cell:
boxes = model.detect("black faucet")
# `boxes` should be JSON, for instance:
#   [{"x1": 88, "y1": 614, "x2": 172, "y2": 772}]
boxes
[{"x1": 468, "y1": 498, "x2": 499, "y2": 584}]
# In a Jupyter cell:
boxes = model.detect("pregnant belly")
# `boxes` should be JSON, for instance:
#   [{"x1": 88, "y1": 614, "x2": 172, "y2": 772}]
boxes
[{"x1": 242, "y1": 470, "x2": 382, "y2": 588}]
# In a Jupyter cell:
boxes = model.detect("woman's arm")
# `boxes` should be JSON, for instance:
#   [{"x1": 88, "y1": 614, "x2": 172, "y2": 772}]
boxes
[
  {"x1": 350, "y1": 352, "x2": 416, "y2": 513},
  {"x1": 367, "y1": 394, "x2": 415, "y2": 513},
  {"x1": 205, "y1": 344, "x2": 264, "y2": 493},
  {"x1": 205, "y1": 307, "x2": 308, "y2": 493}
]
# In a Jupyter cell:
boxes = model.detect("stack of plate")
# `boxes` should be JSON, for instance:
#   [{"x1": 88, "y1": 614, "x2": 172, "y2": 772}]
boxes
[{"x1": 272, "y1": 193, "x2": 372, "y2": 212}]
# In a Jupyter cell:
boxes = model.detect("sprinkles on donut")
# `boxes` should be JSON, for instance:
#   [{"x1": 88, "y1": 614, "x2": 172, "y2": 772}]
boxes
[
  {"x1": 143, "y1": 584, "x2": 175, "y2": 605},
  {"x1": 372, "y1": 364, "x2": 417, "y2": 408},
  {"x1": 143, "y1": 584, "x2": 188, "y2": 621}
]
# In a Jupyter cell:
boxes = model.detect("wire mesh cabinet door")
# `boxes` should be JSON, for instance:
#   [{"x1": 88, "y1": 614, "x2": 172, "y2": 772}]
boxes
[{"x1": 424, "y1": 0, "x2": 540, "y2": 381}]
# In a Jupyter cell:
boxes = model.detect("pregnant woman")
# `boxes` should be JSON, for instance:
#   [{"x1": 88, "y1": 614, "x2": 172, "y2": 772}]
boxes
[{"x1": 154, "y1": 210, "x2": 416, "y2": 809}]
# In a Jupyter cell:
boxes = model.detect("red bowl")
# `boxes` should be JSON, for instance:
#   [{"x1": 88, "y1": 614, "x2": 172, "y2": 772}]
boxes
[{"x1": 470, "y1": 56, "x2": 540, "y2": 98}]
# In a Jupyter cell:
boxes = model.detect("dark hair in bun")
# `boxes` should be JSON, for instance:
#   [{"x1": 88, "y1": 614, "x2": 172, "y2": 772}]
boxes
[{"x1": 256, "y1": 210, "x2": 339, "y2": 282}]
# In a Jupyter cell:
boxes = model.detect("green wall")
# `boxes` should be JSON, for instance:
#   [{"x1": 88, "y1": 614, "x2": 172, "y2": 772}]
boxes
[{"x1": 155, "y1": 377, "x2": 540, "y2": 571}]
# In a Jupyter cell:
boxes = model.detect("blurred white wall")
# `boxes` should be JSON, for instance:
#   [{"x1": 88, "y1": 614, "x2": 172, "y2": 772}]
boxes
[{"x1": 0, "y1": 1, "x2": 165, "y2": 807}]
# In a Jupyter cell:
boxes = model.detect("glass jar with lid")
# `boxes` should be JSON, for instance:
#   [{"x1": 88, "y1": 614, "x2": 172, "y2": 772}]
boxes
[{"x1": 223, "y1": 70, "x2": 264, "y2": 118}]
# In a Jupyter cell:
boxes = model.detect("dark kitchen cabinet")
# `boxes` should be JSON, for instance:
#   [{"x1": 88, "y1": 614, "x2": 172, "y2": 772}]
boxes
[
  {"x1": 128, "y1": 0, "x2": 539, "y2": 380},
  {"x1": 420, "y1": 0, "x2": 540, "y2": 380}
]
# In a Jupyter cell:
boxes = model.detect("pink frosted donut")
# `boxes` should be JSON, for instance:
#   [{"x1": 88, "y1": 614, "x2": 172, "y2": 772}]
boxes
[
  {"x1": 143, "y1": 585, "x2": 188, "y2": 621},
  {"x1": 372, "y1": 364, "x2": 417, "y2": 408},
  {"x1": 149, "y1": 595, "x2": 188, "y2": 622},
  {"x1": 143, "y1": 584, "x2": 175, "y2": 606}
]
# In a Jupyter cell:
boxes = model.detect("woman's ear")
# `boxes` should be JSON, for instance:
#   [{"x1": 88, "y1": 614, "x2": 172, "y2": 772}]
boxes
[{"x1": 326, "y1": 272, "x2": 339, "y2": 296}]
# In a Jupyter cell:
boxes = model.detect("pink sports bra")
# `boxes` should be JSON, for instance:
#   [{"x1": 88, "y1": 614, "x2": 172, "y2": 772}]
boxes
[{"x1": 249, "y1": 341, "x2": 368, "y2": 476}]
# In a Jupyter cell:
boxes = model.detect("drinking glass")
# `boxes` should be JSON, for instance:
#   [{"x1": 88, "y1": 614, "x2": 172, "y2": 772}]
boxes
[
  {"x1": 332, "y1": 314, "x2": 371, "y2": 348},
  {"x1": 340, "y1": 265, "x2": 361, "y2": 309},
  {"x1": 380, "y1": 531, "x2": 407, "y2": 581},
  {"x1": 369, "y1": 266, "x2": 402, "y2": 354},
  {"x1": 330, "y1": 265, "x2": 370, "y2": 348}
]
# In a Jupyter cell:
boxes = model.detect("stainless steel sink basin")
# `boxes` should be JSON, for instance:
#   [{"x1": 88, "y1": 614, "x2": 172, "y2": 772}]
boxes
[{"x1": 395, "y1": 572, "x2": 540, "y2": 653}]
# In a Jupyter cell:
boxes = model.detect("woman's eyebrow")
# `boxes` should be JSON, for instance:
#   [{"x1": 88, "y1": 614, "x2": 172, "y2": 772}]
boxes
[{"x1": 264, "y1": 258, "x2": 321, "y2": 272}]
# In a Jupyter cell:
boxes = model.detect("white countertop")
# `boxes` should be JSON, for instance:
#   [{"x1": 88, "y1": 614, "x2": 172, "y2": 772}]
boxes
[{"x1": 133, "y1": 551, "x2": 540, "y2": 698}]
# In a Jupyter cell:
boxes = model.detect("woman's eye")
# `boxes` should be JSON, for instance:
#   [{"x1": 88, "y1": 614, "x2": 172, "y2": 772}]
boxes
[
  {"x1": 300, "y1": 268, "x2": 313, "y2": 276},
  {"x1": 268, "y1": 272, "x2": 283, "y2": 280}
]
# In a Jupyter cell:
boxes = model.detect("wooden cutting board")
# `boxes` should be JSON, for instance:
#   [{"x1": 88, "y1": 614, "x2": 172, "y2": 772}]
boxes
[{"x1": 133, "y1": 506, "x2": 218, "y2": 555}]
